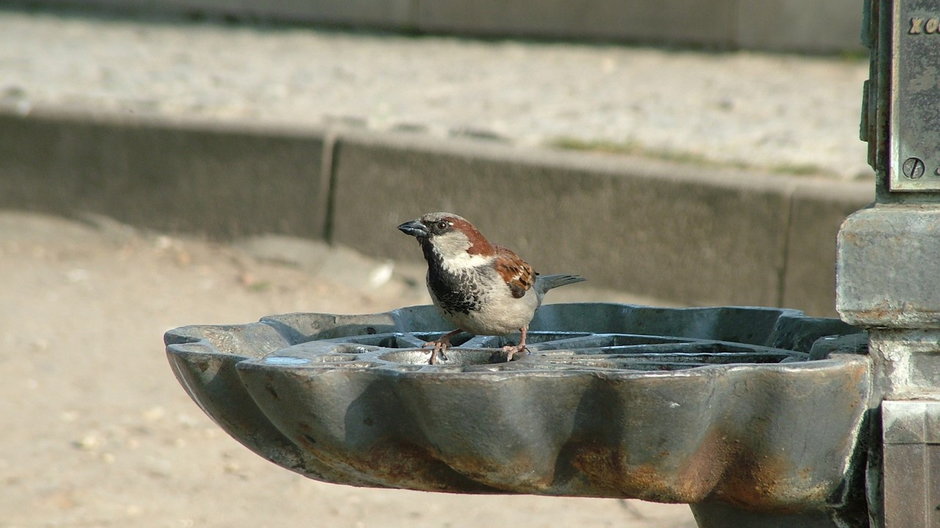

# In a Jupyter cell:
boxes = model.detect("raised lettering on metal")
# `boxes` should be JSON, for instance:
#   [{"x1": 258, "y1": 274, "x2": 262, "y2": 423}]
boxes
[{"x1": 890, "y1": 1, "x2": 940, "y2": 191}]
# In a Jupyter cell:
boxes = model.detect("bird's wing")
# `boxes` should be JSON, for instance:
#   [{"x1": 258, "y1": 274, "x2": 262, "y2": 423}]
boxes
[{"x1": 493, "y1": 246, "x2": 535, "y2": 299}]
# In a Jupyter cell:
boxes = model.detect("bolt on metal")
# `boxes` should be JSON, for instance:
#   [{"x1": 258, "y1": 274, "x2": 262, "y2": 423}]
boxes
[{"x1": 902, "y1": 157, "x2": 925, "y2": 179}]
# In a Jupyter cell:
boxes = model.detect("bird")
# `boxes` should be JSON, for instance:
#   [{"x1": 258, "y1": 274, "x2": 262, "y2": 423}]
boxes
[{"x1": 397, "y1": 212, "x2": 585, "y2": 364}]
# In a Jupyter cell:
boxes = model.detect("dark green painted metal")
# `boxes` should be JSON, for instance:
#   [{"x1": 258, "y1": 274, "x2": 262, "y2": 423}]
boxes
[{"x1": 166, "y1": 303, "x2": 871, "y2": 522}]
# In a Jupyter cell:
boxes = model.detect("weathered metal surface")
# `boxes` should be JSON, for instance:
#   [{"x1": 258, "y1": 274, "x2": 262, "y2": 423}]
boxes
[
  {"x1": 868, "y1": 329, "x2": 940, "y2": 400},
  {"x1": 164, "y1": 322, "x2": 387, "y2": 486},
  {"x1": 860, "y1": 0, "x2": 891, "y2": 194},
  {"x1": 888, "y1": 0, "x2": 940, "y2": 192},
  {"x1": 860, "y1": 0, "x2": 940, "y2": 200},
  {"x1": 881, "y1": 400, "x2": 940, "y2": 528},
  {"x1": 883, "y1": 400, "x2": 940, "y2": 444},
  {"x1": 837, "y1": 206, "x2": 940, "y2": 330},
  {"x1": 849, "y1": 2, "x2": 940, "y2": 526},
  {"x1": 165, "y1": 303, "x2": 870, "y2": 515}
]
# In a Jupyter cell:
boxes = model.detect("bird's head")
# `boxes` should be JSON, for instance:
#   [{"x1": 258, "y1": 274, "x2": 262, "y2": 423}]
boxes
[{"x1": 398, "y1": 212, "x2": 496, "y2": 265}]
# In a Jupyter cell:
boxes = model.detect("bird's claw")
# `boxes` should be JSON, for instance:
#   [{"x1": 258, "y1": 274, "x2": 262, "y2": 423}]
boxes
[
  {"x1": 422, "y1": 340, "x2": 450, "y2": 364},
  {"x1": 501, "y1": 344, "x2": 529, "y2": 362},
  {"x1": 422, "y1": 329, "x2": 462, "y2": 365}
]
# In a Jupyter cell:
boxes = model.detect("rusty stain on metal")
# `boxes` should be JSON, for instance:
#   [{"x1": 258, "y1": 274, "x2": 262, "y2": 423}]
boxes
[{"x1": 165, "y1": 303, "x2": 871, "y2": 516}]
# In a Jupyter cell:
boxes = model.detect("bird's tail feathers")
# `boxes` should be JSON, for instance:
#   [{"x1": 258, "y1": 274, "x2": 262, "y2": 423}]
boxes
[{"x1": 536, "y1": 274, "x2": 586, "y2": 294}]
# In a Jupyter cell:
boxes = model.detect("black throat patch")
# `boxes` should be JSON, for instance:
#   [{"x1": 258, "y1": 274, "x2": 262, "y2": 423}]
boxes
[{"x1": 421, "y1": 240, "x2": 484, "y2": 315}]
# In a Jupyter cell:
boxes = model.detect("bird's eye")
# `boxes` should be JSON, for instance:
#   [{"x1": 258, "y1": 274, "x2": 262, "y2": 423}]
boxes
[{"x1": 436, "y1": 220, "x2": 449, "y2": 231}]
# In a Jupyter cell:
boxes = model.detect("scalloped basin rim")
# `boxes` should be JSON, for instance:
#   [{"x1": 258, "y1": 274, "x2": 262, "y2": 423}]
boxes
[{"x1": 164, "y1": 303, "x2": 871, "y2": 510}]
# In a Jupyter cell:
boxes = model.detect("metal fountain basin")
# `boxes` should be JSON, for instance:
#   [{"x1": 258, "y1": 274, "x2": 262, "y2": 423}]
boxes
[{"x1": 164, "y1": 303, "x2": 870, "y2": 515}]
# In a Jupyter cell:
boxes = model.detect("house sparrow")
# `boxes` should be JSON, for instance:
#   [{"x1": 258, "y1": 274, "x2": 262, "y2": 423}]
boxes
[{"x1": 398, "y1": 212, "x2": 585, "y2": 364}]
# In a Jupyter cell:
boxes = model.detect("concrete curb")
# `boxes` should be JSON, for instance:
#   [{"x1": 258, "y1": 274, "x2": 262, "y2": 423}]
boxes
[
  {"x1": 0, "y1": 108, "x2": 329, "y2": 240},
  {"x1": 15, "y1": 0, "x2": 865, "y2": 53},
  {"x1": 0, "y1": 107, "x2": 872, "y2": 315}
]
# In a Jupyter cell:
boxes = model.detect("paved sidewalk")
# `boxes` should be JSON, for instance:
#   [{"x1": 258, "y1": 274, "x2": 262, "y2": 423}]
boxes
[{"x1": 0, "y1": 9, "x2": 871, "y2": 180}]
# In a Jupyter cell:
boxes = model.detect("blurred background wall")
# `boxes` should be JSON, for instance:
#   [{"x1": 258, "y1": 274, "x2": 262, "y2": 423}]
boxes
[
  {"x1": 0, "y1": 2, "x2": 873, "y2": 315},
  {"x1": 12, "y1": 0, "x2": 864, "y2": 53}
]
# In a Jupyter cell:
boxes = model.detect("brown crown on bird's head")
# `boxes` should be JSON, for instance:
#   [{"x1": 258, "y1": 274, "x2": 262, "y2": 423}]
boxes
[{"x1": 397, "y1": 212, "x2": 496, "y2": 261}]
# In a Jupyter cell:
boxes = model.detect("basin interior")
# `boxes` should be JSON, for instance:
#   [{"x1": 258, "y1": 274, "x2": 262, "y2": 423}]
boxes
[{"x1": 278, "y1": 329, "x2": 811, "y2": 371}]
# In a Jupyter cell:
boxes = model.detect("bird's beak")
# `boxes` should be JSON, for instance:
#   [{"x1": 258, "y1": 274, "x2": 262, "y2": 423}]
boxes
[{"x1": 397, "y1": 219, "x2": 430, "y2": 238}]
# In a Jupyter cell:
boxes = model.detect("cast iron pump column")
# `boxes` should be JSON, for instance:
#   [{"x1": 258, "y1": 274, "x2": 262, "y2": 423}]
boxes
[{"x1": 837, "y1": 1, "x2": 940, "y2": 526}]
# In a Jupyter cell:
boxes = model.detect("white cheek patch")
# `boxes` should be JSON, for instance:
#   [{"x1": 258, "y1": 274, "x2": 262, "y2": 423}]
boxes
[
  {"x1": 431, "y1": 232, "x2": 493, "y2": 271},
  {"x1": 442, "y1": 251, "x2": 492, "y2": 271},
  {"x1": 434, "y1": 231, "x2": 469, "y2": 254}
]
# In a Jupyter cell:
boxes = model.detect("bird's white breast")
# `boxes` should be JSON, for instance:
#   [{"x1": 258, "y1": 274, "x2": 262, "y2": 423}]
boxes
[{"x1": 442, "y1": 277, "x2": 539, "y2": 336}]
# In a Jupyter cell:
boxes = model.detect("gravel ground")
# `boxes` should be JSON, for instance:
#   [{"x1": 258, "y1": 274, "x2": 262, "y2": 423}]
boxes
[
  {"x1": 0, "y1": 211, "x2": 694, "y2": 528},
  {"x1": 0, "y1": 8, "x2": 871, "y2": 180}
]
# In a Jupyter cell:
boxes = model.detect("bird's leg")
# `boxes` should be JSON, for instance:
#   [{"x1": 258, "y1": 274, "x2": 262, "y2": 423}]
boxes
[
  {"x1": 501, "y1": 326, "x2": 529, "y2": 361},
  {"x1": 423, "y1": 328, "x2": 462, "y2": 364}
]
